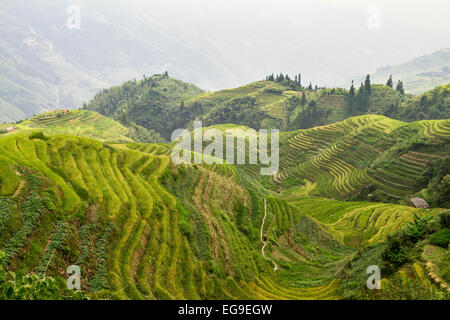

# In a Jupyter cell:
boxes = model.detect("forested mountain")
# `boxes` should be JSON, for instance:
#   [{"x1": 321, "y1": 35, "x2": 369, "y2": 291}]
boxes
[{"x1": 84, "y1": 74, "x2": 204, "y2": 140}]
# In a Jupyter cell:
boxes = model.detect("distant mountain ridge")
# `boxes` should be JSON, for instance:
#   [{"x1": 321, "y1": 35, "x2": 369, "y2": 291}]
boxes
[
  {"x1": 368, "y1": 48, "x2": 450, "y2": 94},
  {"x1": 1, "y1": 0, "x2": 450, "y2": 123}
]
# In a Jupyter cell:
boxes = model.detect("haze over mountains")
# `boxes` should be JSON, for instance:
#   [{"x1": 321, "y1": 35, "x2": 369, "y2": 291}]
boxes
[
  {"x1": 368, "y1": 48, "x2": 450, "y2": 94},
  {"x1": 1, "y1": 0, "x2": 450, "y2": 123}
]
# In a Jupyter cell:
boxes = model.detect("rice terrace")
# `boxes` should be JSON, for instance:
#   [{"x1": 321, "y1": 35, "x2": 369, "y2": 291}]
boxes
[{"x1": 0, "y1": 0, "x2": 449, "y2": 305}]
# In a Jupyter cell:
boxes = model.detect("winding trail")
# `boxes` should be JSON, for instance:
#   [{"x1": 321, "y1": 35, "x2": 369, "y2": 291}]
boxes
[{"x1": 260, "y1": 198, "x2": 278, "y2": 272}]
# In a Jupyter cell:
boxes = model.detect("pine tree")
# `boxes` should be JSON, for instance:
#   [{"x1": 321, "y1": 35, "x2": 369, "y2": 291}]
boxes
[
  {"x1": 386, "y1": 75, "x2": 393, "y2": 88},
  {"x1": 308, "y1": 82, "x2": 313, "y2": 91},
  {"x1": 298, "y1": 73, "x2": 302, "y2": 87},
  {"x1": 301, "y1": 93, "x2": 307, "y2": 106},
  {"x1": 364, "y1": 75, "x2": 372, "y2": 94},
  {"x1": 396, "y1": 80, "x2": 404, "y2": 94},
  {"x1": 349, "y1": 81, "x2": 355, "y2": 96}
]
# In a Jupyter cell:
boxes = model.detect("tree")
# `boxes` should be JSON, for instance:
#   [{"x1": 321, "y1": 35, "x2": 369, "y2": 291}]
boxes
[
  {"x1": 432, "y1": 175, "x2": 450, "y2": 208},
  {"x1": 364, "y1": 75, "x2": 372, "y2": 94},
  {"x1": 301, "y1": 93, "x2": 307, "y2": 106},
  {"x1": 386, "y1": 75, "x2": 393, "y2": 88},
  {"x1": 180, "y1": 100, "x2": 185, "y2": 113},
  {"x1": 298, "y1": 73, "x2": 302, "y2": 87},
  {"x1": 308, "y1": 82, "x2": 313, "y2": 91},
  {"x1": 396, "y1": 80, "x2": 405, "y2": 94},
  {"x1": 349, "y1": 81, "x2": 355, "y2": 96}
]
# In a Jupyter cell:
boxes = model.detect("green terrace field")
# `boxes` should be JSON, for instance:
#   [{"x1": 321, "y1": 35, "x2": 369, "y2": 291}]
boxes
[
  {"x1": 188, "y1": 80, "x2": 292, "y2": 126},
  {"x1": 17, "y1": 110, "x2": 134, "y2": 143},
  {"x1": 273, "y1": 115, "x2": 450, "y2": 204},
  {"x1": 0, "y1": 109, "x2": 448, "y2": 300},
  {"x1": 188, "y1": 81, "x2": 346, "y2": 126},
  {"x1": 0, "y1": 131, "x2": 347, "y2": 299}
]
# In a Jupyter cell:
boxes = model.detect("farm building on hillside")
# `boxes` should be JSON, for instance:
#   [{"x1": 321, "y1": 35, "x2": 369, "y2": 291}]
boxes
[
  {"x1": 6, "y1": 126, "x2": 17, "y2": 133},
  {"x1": 410, "y1": 197, "x2": 430, "y2": 209}
]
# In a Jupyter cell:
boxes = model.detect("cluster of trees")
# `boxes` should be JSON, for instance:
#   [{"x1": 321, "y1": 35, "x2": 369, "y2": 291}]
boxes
[
  {"x1": 265, "y1": 73, "x2": 303, "y2": 91},
  {"x1": 285, "y1": 95, "x2": 330, "y2": 130},
  {"x1": 202, "y1": 96, "x2": 266, "y2": 129},
  {"x1": 344, "y1": 75, "x2": 413, "y2": 117},
  {"x1": 265, "y1": 73, "x2": 325, "y2": 92},
  {"x1": 395, "y1": 84, "x2": 449, "y2": 121},
  {"x1": 381, "y1": 211, "x2": 450, "y2": 275},
  {"x1": 266, "y1": 73, "x2": 302, "y2": 85},
  {"x1": 290, "y1": 100, "x2": 323, "y2": 129},
  {"x1": 386, "y1": 75, "x2": 405, "y2": 94},
  {"x1": 85, "y1": 75, "x2": 203, "y2": 140},
  {"x1": 345, "y1": 75, "x2": 372, "y2": 115},
  {"x1": 421, "y1": 156, "x2": 450, "y2": 208}
]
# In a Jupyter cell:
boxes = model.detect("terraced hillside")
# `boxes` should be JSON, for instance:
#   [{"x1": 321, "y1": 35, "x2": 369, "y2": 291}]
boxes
[
  {"x1": 190, "y1": 81, "x2": 291, "y2": 121},
  {"x1": 0, "y1": 110, "x2": 164, "y2": 144},
  {"x1": 19, "y1": 110, "x2": 134, "y2": 143},
  {"x1": 0, "y1": 132, "x2": 349, "y2": 299},
  {"x1": 275, "y1": 115, "x2": 450, "y2": 204},
  {"x1": 0, "y1": 110, "x2": 448, "y2": 300}
]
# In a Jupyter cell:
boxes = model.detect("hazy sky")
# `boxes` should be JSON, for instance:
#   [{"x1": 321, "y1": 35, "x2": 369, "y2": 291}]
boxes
[
  {"x1": 125, "y1": 0, "x2": 450, "y2": 32},
  {"x1": 316, "y1": 0, "x2": 450, "y2": 32},
  {"x1": 5, "y1": 0, "x2": 450, "y2": 91}
]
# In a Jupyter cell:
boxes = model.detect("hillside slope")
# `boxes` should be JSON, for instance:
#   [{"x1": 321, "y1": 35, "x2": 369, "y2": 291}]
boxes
[
  {"x1": 0, "y1": 132, "x2": 345, "y2": 299},
  {"x1": 85, "y1": 75, "x2": 204, "y2": 140},
  {"x1": 0, "y1": 110, "x2": 164, "y2": 143},
  {"x1": 0, "y1": 113, "x2": 448, "y2": 299},
  {"x1": 271, "y1": 115, "x2": 450, "y2": 205}
]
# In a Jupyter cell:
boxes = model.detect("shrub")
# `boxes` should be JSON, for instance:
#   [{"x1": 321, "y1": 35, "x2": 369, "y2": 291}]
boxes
[
  {"x1": 440, "y1": 211, "x2": 450, "y2": 228},
  {"x1": 1, "y1": 250, "x2": 87, "y2": 300},
  {"x1": 429, "y1": 229, "x2": 450, "y2": 248}
]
